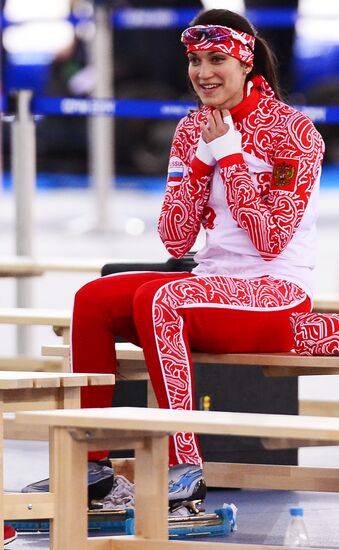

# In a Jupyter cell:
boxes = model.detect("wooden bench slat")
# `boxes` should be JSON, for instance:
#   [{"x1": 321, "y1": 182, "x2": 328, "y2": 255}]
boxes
[
  {"x1": 263, "y1": 365, "x2": 339, "y2": 376},
  {"x1": 0, "y1": 372, "x2": 114, "y2": 390},
  {"x1": 105, "y1": 540, "x2": 322, "y2": 550},
  {"x1": 313, "y1": 296, "x2": 339, "y2": 313},
  {"x1": 191, "y1": 351, "x2": 339, "y2": 368},
  {"x1": 0, "y1": 255, "x2": 148, "y2": 275},
  {"x1": 0, "y1": 357, "x2": 63, "y2": 372},
  {"x1": 0, "y1": 376, "x2": 35, "y2": 390},
  {"x1": 42, "y1": 345, "x2": 69, "y2": 357},
  {"x1": 32, "y1": 372, "x2": 114, "y2": 388},
  {"x1": 87, "y1": 374, "x2": 116, "y2": 386},
  {"x1": 34, "y1": 373, "x2": 88, "y2": 389},
  {"x1": 42, "y1": 343, "x2": 339, "y2": 370},
  {"x1": 0, "y1": 256, "x2": 103, "y2": 275},
  {"x1": 205, "y1": 462, "x2": 339, "y2": 492},
  {"x1": 300, "y1": 399, "x2": 339, "y2": 417},
  {"x1": 14, "y1": 406, "x2": 339, "y2": 442},
  {"x1": 0, "y1": 308, "x2": 71, "y2": 326},
  {"x1": 14, "y1": 406, "x2": 339, "y2": 497}
]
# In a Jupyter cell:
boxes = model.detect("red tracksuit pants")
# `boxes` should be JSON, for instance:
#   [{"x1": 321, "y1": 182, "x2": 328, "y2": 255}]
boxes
[{"x1": 71, "y1": 271, "x2": 310, "y2": 466}]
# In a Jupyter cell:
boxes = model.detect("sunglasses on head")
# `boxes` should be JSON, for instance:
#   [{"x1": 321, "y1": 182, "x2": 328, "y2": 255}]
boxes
[{"x1": 181, "y1": 25, "x2": 254, "y2": 54}]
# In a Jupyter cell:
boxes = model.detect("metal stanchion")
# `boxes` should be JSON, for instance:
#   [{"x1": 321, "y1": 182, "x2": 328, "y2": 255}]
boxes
[
  {"x1": 10, "y1": 90, "x2": 36, "y2": 354},
  {"x1": 88, "y1": 4, "x2": 114, "y2": 232}
]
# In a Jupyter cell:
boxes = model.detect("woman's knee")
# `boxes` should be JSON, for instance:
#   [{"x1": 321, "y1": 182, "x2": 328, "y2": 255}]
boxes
[
  {"x1": 74, "y1": 278, "x2": 106, "y2": 311},
  {"x1": 74, "y1": 272, "x2": 152, "y2": 321},
  {"x1": 133, "y1": 280, "x2": 159, "y2": 315}
]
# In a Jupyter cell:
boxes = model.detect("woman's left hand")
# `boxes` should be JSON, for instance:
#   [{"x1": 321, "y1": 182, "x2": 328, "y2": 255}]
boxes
[{"x1": 201, "y1": 109, "x2": 231, "y2": 143}]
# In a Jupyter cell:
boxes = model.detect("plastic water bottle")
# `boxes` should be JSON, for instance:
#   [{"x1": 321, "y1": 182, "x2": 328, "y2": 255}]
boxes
[{"x1": 283, "y1": 507, "x2": 310, "y2": 547}]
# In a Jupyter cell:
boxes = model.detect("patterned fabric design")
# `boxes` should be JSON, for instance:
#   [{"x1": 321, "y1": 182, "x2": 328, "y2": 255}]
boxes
[
  {"x1": 152, "y1": 276, "x2": 307, "y2": 463},
  {"x1": 222, "y1": 101, "x2": 324, "y2": 260},
  {"x1": 158, "y1": 109, "x2": 213, "y2": 258},
  {"x1": 158, "y1": 76, "x2": 324, "y2": 262},
  {"x1": 290, "y1": 312, "x2": 339, "y2": 355},
  {"x1": 186, "y1": 33, "x2": 254, "y2": 66}
]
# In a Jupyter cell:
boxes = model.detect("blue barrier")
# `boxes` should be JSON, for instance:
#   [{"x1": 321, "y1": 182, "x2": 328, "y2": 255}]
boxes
[
  {"x1": 1, "y1": 7, "x2": 300, "y2": 30},
  {"x1": 31, "y1": 97, "x2": 196, "y2": 119},
  {"x1": 113, "y1": 7, "x2": 298, "y2": 29},
  {"x1": 0, "y1": 95, "x2": 7, "y2": 113},
  {"x1": 113, "y1": 8, "x2": 199, "y2": 29},
  {"x1": 2, "y1": 95, "x2": 339, "y2": 123},
  {"x1": 28, "y1": 96, "x2": 339, "y2": 124}
]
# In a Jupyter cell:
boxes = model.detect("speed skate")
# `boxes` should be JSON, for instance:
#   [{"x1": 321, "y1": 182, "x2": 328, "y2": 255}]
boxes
[
  {"x1": 89, "y1": 463, "x2": 238, "y2": 539},
  {"x1": 10, "y1": 463, "x2": 237, "y2": 539}
]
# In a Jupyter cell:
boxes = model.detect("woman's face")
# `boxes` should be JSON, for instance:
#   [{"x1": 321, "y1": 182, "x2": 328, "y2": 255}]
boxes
[{"x1": 188, "y1": 50, "x2": 248, "y2": 110}]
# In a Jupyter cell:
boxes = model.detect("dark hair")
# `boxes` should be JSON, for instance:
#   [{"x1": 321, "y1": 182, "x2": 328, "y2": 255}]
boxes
[{"x1": 189, "y1": 9, "x2": 284, "y2": 101}]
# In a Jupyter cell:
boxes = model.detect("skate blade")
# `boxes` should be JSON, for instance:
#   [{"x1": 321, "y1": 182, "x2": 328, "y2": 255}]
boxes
[
  {"x1": 126, "y1": 506, "x2": 236, "y2": 539},
  {"x1": 169, "y1": 498, "x2": 204, "y2": 515},
  {"x1": 170, "y1": 512, "x2": 222, "y2": 527},
  {"x1": 9, "y1": 505, "x2": 236, "y2": 538}
]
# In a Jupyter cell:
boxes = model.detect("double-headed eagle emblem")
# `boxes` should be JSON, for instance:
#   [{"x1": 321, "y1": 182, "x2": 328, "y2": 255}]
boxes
[{"x1": 273, "y1": 162, "x2": 295, "y2": 188}]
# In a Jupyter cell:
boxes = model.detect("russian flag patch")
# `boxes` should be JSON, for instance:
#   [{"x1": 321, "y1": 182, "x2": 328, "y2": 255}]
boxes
[{"x1": 167, "y1": 156, "x2": 185, "y2": 184}]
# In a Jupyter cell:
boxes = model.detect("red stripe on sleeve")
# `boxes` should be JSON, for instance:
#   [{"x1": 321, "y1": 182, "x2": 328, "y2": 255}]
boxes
[{"x1": 191, "y1": 156, "x2": 215, "y2": 176}]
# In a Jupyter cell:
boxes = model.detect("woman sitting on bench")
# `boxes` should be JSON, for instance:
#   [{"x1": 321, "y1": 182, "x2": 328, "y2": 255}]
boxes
[{"x1": 70, "y1": 8, "x2": 324, "y2": 515}]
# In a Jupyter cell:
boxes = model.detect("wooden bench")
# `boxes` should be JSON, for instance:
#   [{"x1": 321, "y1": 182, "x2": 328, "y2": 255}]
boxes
[
  {"x1": 0, "y1": 308, "x2": 71, "y2": 375},
  {"x1": 2, "y1": 301, "x2": 339, "y2": 440},
  {"x1": 2, "y1": 371, "x2": 114, "y2": 441},
  {"x1": 41, "y1": 342, "x2": 339, "y2": 492},
  {"x1": 0, "y1": 308, "x2": 71, "y2": 345},
  {"x1": 0, "y1": 372, "x2": 114, "y2": 547},
  {"x1": 13, "y1": 406, "x2": 334, "y2": 550},
  {"x1": 42, "y1": 341, "x2": 339, "y2": 409}
]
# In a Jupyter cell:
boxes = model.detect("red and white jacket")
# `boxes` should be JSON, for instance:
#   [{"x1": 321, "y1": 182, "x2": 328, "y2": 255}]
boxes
[{"x1": 158, "y1": 75, "x2": 325, "y2": 299}]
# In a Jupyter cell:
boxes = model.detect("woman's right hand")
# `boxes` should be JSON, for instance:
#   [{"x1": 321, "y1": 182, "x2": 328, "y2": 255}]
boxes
[{"x1": 201, "y1": 109, "x2": 232, "y2": 143}]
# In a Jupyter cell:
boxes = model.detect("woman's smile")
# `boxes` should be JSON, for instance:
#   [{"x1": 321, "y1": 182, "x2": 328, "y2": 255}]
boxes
[{"x1": 199, "y1": 83, "x2": 222, "y2": 93}]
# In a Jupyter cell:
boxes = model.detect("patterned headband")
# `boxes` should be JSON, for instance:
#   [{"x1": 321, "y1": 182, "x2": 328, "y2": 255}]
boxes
[{"x1": 181, "y1": 25, "x2": 255, "y2": 66}]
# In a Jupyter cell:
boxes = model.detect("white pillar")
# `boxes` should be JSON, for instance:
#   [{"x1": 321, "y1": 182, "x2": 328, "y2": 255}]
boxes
[
  {"x1": 88, "y1": 5, "x2": 114, "y2": 231},
  {"x1": 10, "y1": 90, "x2": 36, "y2": 354}
]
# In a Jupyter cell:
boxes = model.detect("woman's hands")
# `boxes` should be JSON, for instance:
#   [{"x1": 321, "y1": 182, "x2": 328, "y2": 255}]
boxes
[
  {"x1": 201, "y1": 109, "x2": 232, "y2": 143},
  {"x1": 195, "y1": 108, "x2": 241, "y2": 164}
]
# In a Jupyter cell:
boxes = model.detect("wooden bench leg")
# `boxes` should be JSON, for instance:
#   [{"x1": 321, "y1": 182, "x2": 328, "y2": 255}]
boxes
[
  {"x1": 59, "y1": 387, "x2": 81, "y2": 409},
  {"x1": 53, "y1": 326, "x2": 70, "y2": 346},
  {"x1": 135, "y1": 435, "x2": 168, "y2": 540},
  {"x1": 147, "y1": 380, "x2": 158, "y2": 408},
  {"x1": 49, "y1": 426, "x2": 88, "y2": 550}
]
